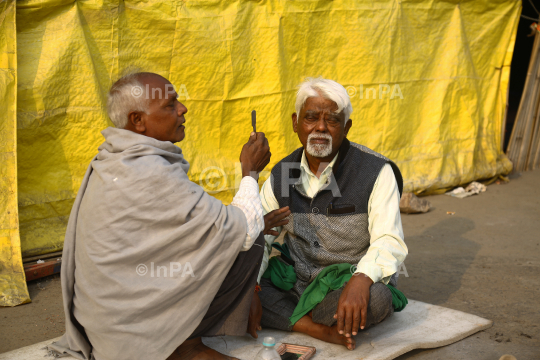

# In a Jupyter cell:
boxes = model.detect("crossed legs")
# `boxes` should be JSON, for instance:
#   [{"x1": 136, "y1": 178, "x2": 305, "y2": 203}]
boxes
[{"x1": 259, "y1": 278, "x2": 394, "y2": 350}]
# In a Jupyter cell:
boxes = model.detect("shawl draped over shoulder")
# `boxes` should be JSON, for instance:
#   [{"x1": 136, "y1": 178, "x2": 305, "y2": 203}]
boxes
[{"x1": 48, "y1": 127, "x2": 248, "y2": 360}]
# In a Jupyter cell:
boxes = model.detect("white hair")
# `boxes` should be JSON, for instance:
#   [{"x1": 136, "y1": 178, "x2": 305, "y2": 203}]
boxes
[
  {"x1": 107, "y1": 72, "x2": 150, "y2": 128},
  {"x1": 295, "y1": 77, "x2": 353, "y2": 123}
]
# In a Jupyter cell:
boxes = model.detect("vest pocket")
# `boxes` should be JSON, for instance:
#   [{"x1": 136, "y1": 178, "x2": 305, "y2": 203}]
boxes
[{"x1": 326, "y1": 204, "x2": 356, "y2": 215}]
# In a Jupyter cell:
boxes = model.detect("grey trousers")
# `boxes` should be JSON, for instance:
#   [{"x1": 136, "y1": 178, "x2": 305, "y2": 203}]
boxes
[
  {"x1": 188, "y1": 233, "x2": 265, "y2": 338},
  {"x1": 260, "y1": 271, "x2": 396, "y2": 331}
]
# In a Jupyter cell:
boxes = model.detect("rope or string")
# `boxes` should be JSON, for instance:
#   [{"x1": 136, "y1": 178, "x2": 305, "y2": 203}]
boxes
[
  {"x1": 522, "y1": 14, "x2": 540, "y2": 21},
  {"x1": 528, "y1": 0, "x2": 539, "y2": 15}
]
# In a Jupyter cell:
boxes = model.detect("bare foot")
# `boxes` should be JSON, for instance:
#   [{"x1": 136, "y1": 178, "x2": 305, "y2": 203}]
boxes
[
  {"x1": 167, "y1": 337, "x2": 239, "y2": 360},
  {"x1": 325, "y1": 324, "x2": 356, "y2": 350},
  {"x1": 292, "y1": 315, "x2": 356, "y2": 350}
]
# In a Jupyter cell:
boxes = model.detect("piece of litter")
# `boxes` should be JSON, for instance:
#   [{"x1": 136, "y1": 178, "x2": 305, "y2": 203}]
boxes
[
  {"x1": 113, "y1": 177, "x2": 118, "y2": 182},
  {"x1": 446, "y1": 181, "x2": 486, "y2": 198},
  {"x1": 465, "y1": 181, "x2": 486, "y2": 193},
  {"x1": 446, "y1": 211, "x2": 455, "y2": 215},
  {"x1": 37, "y1": 260, "x2": 45, "y2": 264}
]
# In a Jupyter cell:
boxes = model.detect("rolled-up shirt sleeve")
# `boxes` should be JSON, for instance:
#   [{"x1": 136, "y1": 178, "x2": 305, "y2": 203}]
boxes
[
  {"x1": 355, "y1": 164, "x2": 408, "y2": 284},
  {"x1": 230, "y1": 176, "x2": 265, "y2": 251}
]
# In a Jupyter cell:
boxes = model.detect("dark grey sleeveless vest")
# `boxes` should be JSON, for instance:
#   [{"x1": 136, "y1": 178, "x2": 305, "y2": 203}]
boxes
[{"x1": 270, "y1": 138, "x2": 403, "y2": 297}]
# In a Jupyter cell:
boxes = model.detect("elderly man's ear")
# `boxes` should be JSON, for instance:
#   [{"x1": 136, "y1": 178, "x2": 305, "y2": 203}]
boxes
[
  {"x1": 344, "y1": 119, "x2": 352, "y2": 136},
  {"x1": 127, "y1": 111, "x2": 146, "y2": 132},
  {"x1": 292, "y1": 113, "x2": 298, "y2": 133}
]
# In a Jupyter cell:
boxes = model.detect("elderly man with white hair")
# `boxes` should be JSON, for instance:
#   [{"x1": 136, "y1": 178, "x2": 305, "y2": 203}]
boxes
[
  {"x1": 256, "y1": 77, "x2": 408, "y2": 350},
  {"x1": 48, "y1": 72, "x2": 291, "y2": 360}
]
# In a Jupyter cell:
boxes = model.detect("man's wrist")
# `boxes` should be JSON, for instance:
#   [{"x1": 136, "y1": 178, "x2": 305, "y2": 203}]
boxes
[
  {"x1": 246, "y1": 174, "x2": 259, "y2": 181},
  {"x1": 241, "y1": 166, "x2": 259, "y2": 180},
  {"x1": 354, "y1": 263, "x2": 382, "y2": 284},
  {"x1": 351, "y1": 272, "x2": 374, "y2": 286}
]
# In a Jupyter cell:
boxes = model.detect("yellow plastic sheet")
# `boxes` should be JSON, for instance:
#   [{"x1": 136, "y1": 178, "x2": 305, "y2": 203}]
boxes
[
  {"x1": 2, "y1": 0, "x2": 520, "y2": 305},
  {"x1": 0, "y1": 0, "x2": 30, "y2": 306}
]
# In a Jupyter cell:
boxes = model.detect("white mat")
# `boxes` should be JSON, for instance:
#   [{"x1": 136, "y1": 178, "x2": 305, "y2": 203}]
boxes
[
  {"x1": 203, "y1": 300, "x2": 492, "y2": 360},
  {"x1": 0, "y1": 300, "x2": 492, "y2": 360}
]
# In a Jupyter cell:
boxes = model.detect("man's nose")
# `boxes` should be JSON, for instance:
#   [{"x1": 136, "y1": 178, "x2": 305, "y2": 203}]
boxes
[
  {"x1": 315, "y1": 116, "x2": 328, "y2": 132},
  {"x1": 178, "y1": 102, "x2": 188, "y2": 116}
]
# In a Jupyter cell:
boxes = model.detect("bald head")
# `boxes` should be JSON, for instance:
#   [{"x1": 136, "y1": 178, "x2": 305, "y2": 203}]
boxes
[
  {"x1": 107, "y1": 72, "x2": 188, "y2": 142},
  {"x1": 107, "y1": 72, "x2": 166, "y2": 129}
]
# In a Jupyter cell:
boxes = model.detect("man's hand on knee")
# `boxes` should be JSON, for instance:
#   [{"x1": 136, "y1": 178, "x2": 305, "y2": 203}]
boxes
[{"x1": 334, "y1": 273, "x2": 374, "y2": 337}]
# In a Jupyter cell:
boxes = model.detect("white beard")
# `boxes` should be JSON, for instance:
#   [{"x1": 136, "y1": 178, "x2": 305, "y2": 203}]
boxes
[{"x1": 306, "y1": 133, "x2": 333, "y2": 158}]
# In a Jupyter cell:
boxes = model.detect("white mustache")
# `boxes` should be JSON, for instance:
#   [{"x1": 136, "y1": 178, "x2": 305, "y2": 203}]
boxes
[{"x1": 308, "y1": 133, "x2": 332, "y2": 142}]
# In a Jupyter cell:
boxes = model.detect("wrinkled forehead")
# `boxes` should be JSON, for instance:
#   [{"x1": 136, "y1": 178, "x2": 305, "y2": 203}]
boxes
[{"x1": 302, "y1": 94, "x2": 341, "y2": 115}]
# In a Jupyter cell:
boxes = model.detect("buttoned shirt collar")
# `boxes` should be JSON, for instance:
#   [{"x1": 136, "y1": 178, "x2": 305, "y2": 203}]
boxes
[{"x1": 299, "y1": 150, "x2": 339, "y2": 197}]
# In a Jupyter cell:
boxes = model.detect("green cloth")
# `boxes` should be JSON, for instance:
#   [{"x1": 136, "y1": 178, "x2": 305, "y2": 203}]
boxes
[
  {"x1": 386, "y1": 283, "x2": 408, "y2": 312},
  {"x1": 271, "y1": 242, "x2": 291, "y2": 260},
  {"x1": 262, "y1": 258, "x2": 408, "y2": 325},
  {"x1": 289, "y1": 263, "x2": 353, "y2": 325},
  {"x1": 262, "y1": 256, "x2": 297, "y2": 291}
]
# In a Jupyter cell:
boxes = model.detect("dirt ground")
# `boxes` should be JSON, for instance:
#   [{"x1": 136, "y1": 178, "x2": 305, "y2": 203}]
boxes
[{"x1": 1, "y1": 170, "x2": 539, "y2": 359}]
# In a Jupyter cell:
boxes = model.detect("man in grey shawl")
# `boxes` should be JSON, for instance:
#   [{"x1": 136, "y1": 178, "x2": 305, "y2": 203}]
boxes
[{"x1": 48, "y1": 72, "x2": 290, "y2": 360}]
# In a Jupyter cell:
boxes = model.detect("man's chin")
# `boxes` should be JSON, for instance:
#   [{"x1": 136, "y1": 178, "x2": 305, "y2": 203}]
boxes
[
  {"x1": 306, "y1": 144, "x2": 332, "y2": 158},
  {"x1": 307, "y1": 150, "x2": 333, "y2": 158},
  {"x1": 171, "y1": 132, "x2": 185, "y2": 143}
]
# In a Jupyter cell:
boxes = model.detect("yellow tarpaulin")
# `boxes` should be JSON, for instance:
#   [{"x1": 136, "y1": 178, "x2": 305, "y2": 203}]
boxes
[
  {"x1": 1, "y1": 0, "x2": 520, "y2": 305},
  {"x1": 0, "y1": 0, "x2": 30, "y2": 306}
]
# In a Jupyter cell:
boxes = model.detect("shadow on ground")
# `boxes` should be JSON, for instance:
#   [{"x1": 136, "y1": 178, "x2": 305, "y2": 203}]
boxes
[{"x1": 399, "y1": 216, "x2": 479, "y2": 305}]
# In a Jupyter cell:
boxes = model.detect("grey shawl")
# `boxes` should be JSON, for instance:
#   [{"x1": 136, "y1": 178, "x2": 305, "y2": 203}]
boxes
[{"x1": 48, "y1": 127, "x2": 248, "y2": 360}]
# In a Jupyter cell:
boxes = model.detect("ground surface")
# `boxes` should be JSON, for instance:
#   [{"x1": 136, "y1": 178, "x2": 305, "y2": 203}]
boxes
[{"x1": 1, "y1": 170, "x2": 539, "y2": 359}]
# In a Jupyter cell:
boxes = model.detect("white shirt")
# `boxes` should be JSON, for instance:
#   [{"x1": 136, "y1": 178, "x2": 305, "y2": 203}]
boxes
[
  {"x1": 257, "y1": 151, "x2": 408, "y2": 284},
  {"x1": 230, "y1": 176, "x2": 265, "y2": 251}
]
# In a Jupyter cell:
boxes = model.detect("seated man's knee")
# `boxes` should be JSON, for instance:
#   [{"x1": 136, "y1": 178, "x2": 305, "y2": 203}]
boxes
[
  {"x1": 259, "y1": 278, "x2": 298, "y2": 331},
  {"x1": 367, "y1": 283, "x2": 393, "y2": 326},
  {"x1": 311, "y1": 288, "x2": 343, "y2": 327}
]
